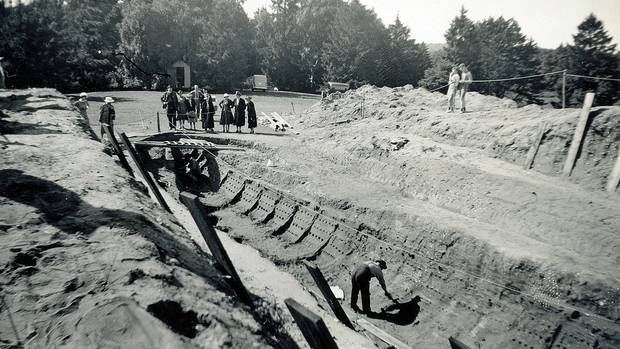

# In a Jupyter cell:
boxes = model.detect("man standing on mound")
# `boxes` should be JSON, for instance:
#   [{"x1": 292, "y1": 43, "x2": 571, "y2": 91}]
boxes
[
  {"x1": 351, "y1": 259, "x2": 395, "y2": 314},
  {"x1": 458, "y1": 63, "x2": 473, "y2": 113}
]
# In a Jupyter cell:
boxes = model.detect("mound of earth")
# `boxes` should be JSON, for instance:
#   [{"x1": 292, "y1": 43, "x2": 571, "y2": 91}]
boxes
[
  {"x1": 0, "y1": 89, "x2": 293, "y2": 348},
  {"x1": 303, "y1": 85, "x2": 620, "y2": 190}
]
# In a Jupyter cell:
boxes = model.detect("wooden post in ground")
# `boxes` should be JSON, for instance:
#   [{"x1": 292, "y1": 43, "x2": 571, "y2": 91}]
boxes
[
  {"x1": 179, "y1": 191, "x2": 253, "y2": 306},
  {"x1": 562, "y1": 92, "x2": 595, "y2": 177},
  {"x1": 119, "y1": 132, "x2": 171, "y2": 212},
  {"x1": 523, "y1": 121, "x2": 548, "y2": 170},
  {"x1": 562, "y1": 70, "x2": 567, "y2": 109},
  {"x1": 101, "y1": 123, "x2": 134, "y2": 177},
  {"x1": 157, "y1": 112, "x2": 161, "y2": 133},
  {"x1": 303, "y1": 261, "x2": 354, "y2": 329},
  {"x1": 284, "y1": 298, "x2": 339, "y2": 349},
  {"x1": 606, "y1": 149, "x2": 620, "y2": 192}
]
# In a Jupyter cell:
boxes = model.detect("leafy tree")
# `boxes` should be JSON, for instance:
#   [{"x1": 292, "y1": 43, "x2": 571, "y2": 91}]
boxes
[
  {"x1": 383, "y1": 16, "x2": 431, "y2": 87},
  {"x1": 321, "y1": 0, "x2": 389, "y2": 85},
  {"x1": 0, "y1": 0, "x2": 74, "y2": 89},
  {"x1": 475, "y1": 17, "x2": 542, "y2": 103},
  {"x1": 419, "y1": 50, "x2": 455, "y2": 91}
]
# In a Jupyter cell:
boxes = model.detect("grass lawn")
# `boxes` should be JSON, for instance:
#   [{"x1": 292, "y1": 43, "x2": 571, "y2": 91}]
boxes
[{"x1": 66, "y1": 90, "x2": 320, "y2": 137}]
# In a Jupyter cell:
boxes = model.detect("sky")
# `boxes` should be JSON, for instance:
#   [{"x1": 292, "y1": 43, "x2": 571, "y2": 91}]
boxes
[{"x1": 242, "y1": 0, "x2": 620, "y2": 49}]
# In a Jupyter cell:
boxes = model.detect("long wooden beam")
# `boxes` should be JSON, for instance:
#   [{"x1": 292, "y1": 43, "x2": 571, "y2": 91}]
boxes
[
  {"x1": 356, "y1": 318, "x2": 412, "y2": 349},
  {"x1": 133, "y1": 140, "x2": 244, "y2": 151},
  {"x1": 119, "y1": 132, "x2": 171, "y2": 212},
  {"x1": 101, "y1": 123, "x2": 134, "y2": 177}
]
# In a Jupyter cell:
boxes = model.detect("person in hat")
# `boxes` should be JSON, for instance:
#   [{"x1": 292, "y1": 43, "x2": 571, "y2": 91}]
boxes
[
  {"x1": 74, "y1": 92, "x2": 89, "y2": 119},
  {"x1": 246, "y1": 96, "x2": 257, "y2": 134},
  {"x1": 233, "y1": 91, "x2": 246, "y2": 133},
  {"x1": 99, "y1": 96, "x2": 116, "y2": 139},
  {"x1": 161, "y1": 86, "x2": 178, "y2": 130},
  {"x1": 176, "y1": 89, "x2": 190, "y2": 130},
  {"x1": 457, "y1": 63, "x2": 473, "y2": 113},
  {"x1": 350, "y1": 259, "x2": 395, "y2": 314},
  {"x1": 219, "y1": 93, "x2": 234, "y2": 133},
  {"x1": 0, "y1": 57, "x2": 6, "y2": 89},
  {"x1": 201, "y1": 88, "x2": 216, "y2": 133}
]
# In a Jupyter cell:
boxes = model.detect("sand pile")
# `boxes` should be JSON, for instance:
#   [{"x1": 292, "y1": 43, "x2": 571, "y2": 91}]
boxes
[
  {"x1": 302, "y1": 85, "x2": 620, "y2": 190},
  {"x1": 0, "y1": 89, "x2": 289, "y2": 348}
]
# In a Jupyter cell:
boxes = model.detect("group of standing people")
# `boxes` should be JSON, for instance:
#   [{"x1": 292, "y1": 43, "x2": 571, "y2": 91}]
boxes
[
  {"x1": 447, "y1": 63, "x2": 473, "y2": 113},
  {"x1": 217, "y1": 91, "x2": 257, "y2": 133},
  {"x1": 161, "y1": 86, "x2": 257, "y2": 134}
]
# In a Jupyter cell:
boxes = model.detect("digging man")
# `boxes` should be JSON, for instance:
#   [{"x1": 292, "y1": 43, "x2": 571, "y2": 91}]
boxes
[{"x1": 351, "y1": 259, "x2": 395, "y2": 314}]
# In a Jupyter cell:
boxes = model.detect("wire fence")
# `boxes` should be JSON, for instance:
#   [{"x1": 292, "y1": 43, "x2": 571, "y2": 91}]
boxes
[{"x1": 429, "y1": 70, "x2": 620, "y2": 108}]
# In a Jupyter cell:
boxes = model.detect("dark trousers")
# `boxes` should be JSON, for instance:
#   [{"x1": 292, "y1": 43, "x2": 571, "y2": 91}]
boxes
[
  {"x1": 351, "y1": 276, "x2": 371, "y2": 313},
  {"x1": 167, "y1": 113, "x2": 176, "y2": 129}
]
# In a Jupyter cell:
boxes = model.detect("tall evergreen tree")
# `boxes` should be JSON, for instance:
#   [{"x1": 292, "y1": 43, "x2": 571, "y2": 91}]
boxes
[
  {"x1": 444, "y1": 6, "x2": 479, "y2": 76},
  {"x1": 540, "y1": 14, "x2": 619, "y2": 106},
  {"x1": 569, "y1": 14, "x2": 619, "y2": 105}
]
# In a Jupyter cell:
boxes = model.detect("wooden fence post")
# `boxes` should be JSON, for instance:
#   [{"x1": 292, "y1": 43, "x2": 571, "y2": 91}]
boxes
[
  {"x1": 606, "y1": 149, "x2": 620, "y2": 192},
  {"x1": 119, "y1": 132, "x2": 171, "y2": 212},
  {"x1": 562, "y1": 70, "x2": 567, "y2": 109},
  {"x1": 562, "y1": 92, "x2": 595, "y2": 177},
  {"x1": 523, "y1": 121, "x2": 548, "y2": 170}
]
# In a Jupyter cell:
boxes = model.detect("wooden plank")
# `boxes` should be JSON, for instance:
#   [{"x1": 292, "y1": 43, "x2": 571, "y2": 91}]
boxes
[
  {"x1": 356, "y1": 318, "x2": 412, "y2": 349},
  {"x1": 101, "y1": 123, "x2": 134, "y2": 177},
  {"x1": 179, "y1": 191, "x2": 253, "y2": 306},
  {"x1": 562, "y1": 93, "x2": 595, "y2": 177},
  {"x1": 133, "y1": 140, "x2": 244, "y2": 151},
  {"x1": 284, "y1": 298, "x2": 339, "y2": 349},
  {"x1": 523, "y1": 121, "x2": 547, "y2": 170},
  {"x1": 449, "y1": 336, "x2": 473, "y2": 349},
  {"x1": 303, "y1": 261, "x2": 355, "y2": 329},
  {"x1": 606, "y1": 149, "x2": 620, "y2": 192},
  {"x1": 119, "y1": 133, "x2": 171, "y2": 212}
]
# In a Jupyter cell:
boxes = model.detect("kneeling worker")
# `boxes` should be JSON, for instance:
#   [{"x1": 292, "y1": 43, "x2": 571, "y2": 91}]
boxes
[{"x1": 351, "y1": 259, "x2": 394, "y2": 314}]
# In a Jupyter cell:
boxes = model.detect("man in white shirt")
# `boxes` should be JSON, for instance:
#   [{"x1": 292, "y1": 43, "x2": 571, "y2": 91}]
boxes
[
  {"x1": 458, "y1": 64, "x2": 473, "y2": 113},
  {"x1": 350, "y1": 259, "x2": 394, "y2": 314}
]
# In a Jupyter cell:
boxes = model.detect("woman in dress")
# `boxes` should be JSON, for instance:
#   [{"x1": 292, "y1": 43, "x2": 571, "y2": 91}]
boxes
[
  {"x1": 233, "y1": 91, "x2": 246, "y2": 133},
  {"x1": 219, "y1": 93, "x2": 234, "y2": 133},
  {"x1": 202, "y1": 89, "x2": 216, "y2": 133},
  {"x1": 176, "y1": 90, "x2": 190, "y2": 129},
  {"x1": 246, "y1": 96, "x2": 257, "y2": 134}
]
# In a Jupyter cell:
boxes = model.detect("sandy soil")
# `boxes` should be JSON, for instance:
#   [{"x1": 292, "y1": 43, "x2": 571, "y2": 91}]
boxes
[
  {"x1": 0, "y1": 89, "x2": 329, "y2": 348},
  {"x1": 137, "y1": 86, "x2": 620, "y2": 348}
]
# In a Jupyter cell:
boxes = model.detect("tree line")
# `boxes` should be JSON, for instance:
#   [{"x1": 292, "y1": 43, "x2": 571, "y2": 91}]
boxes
[{"x1": 0, "y1": 1, "x2": 618, "y2": 106}]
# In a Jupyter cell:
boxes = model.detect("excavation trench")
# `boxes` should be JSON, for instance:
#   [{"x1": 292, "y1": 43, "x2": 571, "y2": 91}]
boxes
[{"x1": 140, "y1": 134, "x2": 620, "y2": 349}]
